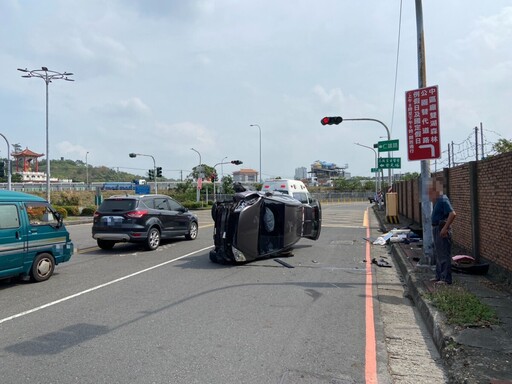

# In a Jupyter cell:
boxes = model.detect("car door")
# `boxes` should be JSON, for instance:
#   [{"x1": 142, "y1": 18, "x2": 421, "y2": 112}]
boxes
[
  {"x1": 0, "y1": 203, "x2": 26, "y2": 274},
  {"x1": 167, "y1": 198, "x2": 190, "y2": 234},
  {"x1": 152, "y1": 197, "x2": 176, "y2": 235},
  {"x1": 25, "y1": 201, "x2": 66, "y2": 256}
]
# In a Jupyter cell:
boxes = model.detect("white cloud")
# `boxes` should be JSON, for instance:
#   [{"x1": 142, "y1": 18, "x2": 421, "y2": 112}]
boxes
[{"x1": 2, "y1": 1, "x2": 511, "y2": 180}]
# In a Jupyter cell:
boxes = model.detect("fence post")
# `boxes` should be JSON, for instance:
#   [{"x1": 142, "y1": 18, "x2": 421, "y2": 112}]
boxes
[{"x1": 468, "y1": 162, "x2": 480, "y2": 262}]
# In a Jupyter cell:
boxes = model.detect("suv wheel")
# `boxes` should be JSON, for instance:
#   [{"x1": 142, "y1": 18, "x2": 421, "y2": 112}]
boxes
[
  {"x1": 185, "y1": 221, "x2": 198, "y2": 240},
  {"x1": 145, "y1": 227, "x2": 161, "y2": 250},
  {"x1": 97, "y1": 239, "x2": 116, "y2": 250}
]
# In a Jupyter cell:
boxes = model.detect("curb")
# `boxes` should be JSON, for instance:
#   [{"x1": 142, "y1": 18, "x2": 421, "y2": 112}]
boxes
[{"x1": 390, "y1": 243, "x2": 453, "y2": 355}]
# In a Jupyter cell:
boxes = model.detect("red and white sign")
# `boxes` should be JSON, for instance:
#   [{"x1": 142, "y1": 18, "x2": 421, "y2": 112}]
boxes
[
  {"x1": 197, "y1": 177, "x2": 202, "y2": 190},
  {"x1": 405, "y1": 85, "x2": 441, "y2": 161}
]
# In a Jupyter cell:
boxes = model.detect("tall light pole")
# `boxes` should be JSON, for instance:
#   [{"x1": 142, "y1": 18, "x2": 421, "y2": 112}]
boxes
[
  {"x1": 86, "y1": 151, "x2": 89, "y2": 188},
  {"x1": 190, "y1": 148, "x2": 201, "y2": 202},
  {"x1": 0, "y1": 133, "x2": 12, "y2": 190},
  {"x1": 129, "y1": 153, "x2": 157, "y2": 193},
  {"x1": 355, "y1": 142, "x2": 379, "y2": 197},
  {"x1": 18, "y1": 67, "x2": 74, "y2": 203},
  {"x1": 249, "y1": 124, "x2": 262, "y2": 183}
]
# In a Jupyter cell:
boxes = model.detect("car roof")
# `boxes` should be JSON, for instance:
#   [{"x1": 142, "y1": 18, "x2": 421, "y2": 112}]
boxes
[
  {"x1": 0, "y1": 190, "x2": 46, "y2": 203},
  {"x1": 106, "y1": 194, "x2": 171, "y2": 200}
]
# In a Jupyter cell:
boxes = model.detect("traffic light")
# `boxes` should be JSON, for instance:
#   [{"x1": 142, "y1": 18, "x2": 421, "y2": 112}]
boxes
[
  {"x1": 320, "y1": 116, "x2": 343, "y2": 125},
  {"x1": 231, "y1": 160, "x2": 243, "y2": 165},
  {"x1": 211, "y1": 173, "x2": 218, "y2": 182},
  {"x1": 0, "y1": 161, "x2": 4, "y2": 178},
  {"x1": 148, "y1": 169, "x2": 155, "y2": 180},
  {"x1": 156, "y1": 167, "x2": 162, "y2": 178}
]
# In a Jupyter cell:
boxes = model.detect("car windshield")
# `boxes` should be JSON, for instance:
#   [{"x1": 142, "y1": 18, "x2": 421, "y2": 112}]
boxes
[{"x1": 99, "y1": 199, "x2": 137, "y2": 212}]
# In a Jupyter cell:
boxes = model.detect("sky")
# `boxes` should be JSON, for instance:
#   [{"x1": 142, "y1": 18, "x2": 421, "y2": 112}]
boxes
[{"x1": 1, "y1": 0, "x2": 511, "y2": 181}]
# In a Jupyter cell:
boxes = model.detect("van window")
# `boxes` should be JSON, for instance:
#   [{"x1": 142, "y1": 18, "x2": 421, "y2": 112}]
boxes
[
  {"x1": 25, "y1": 202, "x2": 58, "y2": 226},
  {"x1": 0, "y1": 204, "x2": 20, "y2": 229}
]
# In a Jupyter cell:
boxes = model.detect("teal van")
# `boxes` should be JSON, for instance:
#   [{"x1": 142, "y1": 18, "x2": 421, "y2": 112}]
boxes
[{"x1": 0, "y1": 190, "x2": 74, "y2": 282}]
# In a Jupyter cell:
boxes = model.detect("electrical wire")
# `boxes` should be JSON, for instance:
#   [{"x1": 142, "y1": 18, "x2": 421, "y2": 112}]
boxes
[{"x1": 389, "y1": 0, "x2": 403, "y2": 135}]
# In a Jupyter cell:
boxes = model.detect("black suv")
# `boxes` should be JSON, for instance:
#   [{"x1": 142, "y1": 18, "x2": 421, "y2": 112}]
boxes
[{"x1": 92, "y1": 194, "x2": 198, "y2": 251}]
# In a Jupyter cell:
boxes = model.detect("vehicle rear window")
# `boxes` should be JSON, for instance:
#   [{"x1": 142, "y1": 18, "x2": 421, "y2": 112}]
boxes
[{"x1": 99, "y1": 199, "x2": 137, "y2": 212}]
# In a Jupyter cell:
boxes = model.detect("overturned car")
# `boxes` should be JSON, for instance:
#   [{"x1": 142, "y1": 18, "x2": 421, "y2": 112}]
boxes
[{"x1": 209, "y1": 190, "x2": 322, "y2": 264}]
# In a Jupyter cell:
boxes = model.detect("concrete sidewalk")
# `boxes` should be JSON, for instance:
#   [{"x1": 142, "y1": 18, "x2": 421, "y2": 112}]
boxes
[{"x1": 373, "y1": 206, "x2": 512, "y2": 384}]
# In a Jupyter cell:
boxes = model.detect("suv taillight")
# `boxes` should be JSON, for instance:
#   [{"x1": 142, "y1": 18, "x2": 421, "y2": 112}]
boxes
[{"x1": 126, "y1": 210, "x2": 148, "y2": 219}]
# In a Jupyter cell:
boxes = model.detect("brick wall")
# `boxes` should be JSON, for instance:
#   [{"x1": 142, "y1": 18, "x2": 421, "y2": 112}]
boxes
[{"x1": 394, "y1": 151, "x2": 512, "y2": 278}]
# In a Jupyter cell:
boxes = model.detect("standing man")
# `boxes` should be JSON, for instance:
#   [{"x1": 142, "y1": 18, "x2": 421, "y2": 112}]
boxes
[{"x1": 428, "y1": 178, "x2": 457, "y2": 285}]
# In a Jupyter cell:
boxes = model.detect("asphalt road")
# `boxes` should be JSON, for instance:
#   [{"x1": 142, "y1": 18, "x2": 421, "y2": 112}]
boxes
[{"x1": 0, "y1": 203, "x2": 445, "y2": 384}]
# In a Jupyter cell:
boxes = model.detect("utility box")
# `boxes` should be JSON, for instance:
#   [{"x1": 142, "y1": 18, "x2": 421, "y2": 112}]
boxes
[{"x1": 386, "y1": 192, "x2": 398, "y2": 217}]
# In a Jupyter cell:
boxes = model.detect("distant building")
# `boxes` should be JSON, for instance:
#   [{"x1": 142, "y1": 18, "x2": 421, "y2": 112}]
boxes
[
  {"x1": 309, "y1": 160, "x2": 349, "y2": 185},
  {"x1": 294, "y1": 166, "x2": 308, "y2": 180},
  {"x1": 232, "y1": 168, "x2": 259, "y2": 183}
]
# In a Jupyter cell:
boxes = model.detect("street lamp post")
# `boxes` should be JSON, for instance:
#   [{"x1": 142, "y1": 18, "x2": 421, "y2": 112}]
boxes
[
  {"x1": 86, "y1": 151, "x2": 89, "y2": 188},
  {"x1": 129, "y1": 153, "x2": 157, "y2": 193},
  {"x1": 249, "y1": 124, "x2": 262, "y2": 183},
  {"x1": 190, "y1": 148, "x2": 202, "y2": 202},
  {"x1": 355, "y1": 142, "x2": 379, "y2": 197},
  {"x1": 0, "y1": 133, "x2": 12, "y2": 190},
  {"x1": 18, "y1": 67, "x2": 74, "y2": 203}
]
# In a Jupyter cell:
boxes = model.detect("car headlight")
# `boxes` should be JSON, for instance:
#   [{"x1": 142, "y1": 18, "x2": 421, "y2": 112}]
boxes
[{"x1": 232, "y1": 246, "x2": 246, "y2": 262}]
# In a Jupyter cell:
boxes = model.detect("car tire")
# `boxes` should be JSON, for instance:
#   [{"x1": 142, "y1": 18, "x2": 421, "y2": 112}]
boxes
[
  {"x1": 97, "y1": 239, "x2": 116, "y2": 250},
  {"x1": 30, "y1": 253, "x2": 55, "y2": 282},
  {"x1": 185, "y1": 221, "x2": 198, "y2": 240},
  {"x1": 145, "y1": 227, "x2": 161, "y2": 250}
]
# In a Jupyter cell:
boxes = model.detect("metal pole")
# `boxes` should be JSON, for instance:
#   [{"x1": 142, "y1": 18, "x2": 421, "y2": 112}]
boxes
[
  {"x1": 0, "y1": 133, "x2": 11, "y2": 190},
  {"x1": 86, "y1": 151, "x2": 89, "y2": 187},
  {"x1": 191, "y1": 148, "x2": 201, "y2": 202},
  {"x1": 354, "y1": 142, "x2": 378, "y2": 198},
  {"x1": 250, "y1": 124, "x2": 262, "y2": 182},
  {"x1": 343, "y1": 118, "x2": 391, "y2": 187},
  {"x1": 128, "y1": 153, "x2": 157, "y2": 193},
  {"x1": 480, "y1": 122, "x2": 484, "y2": 159},
  {"x1": 416, "y1": 0, "x2": 434, "y2": 266},
  {"x1": 152, "y1": 157, "x2": 157, "y2": 194},
  {"x1": 45, "y1": 79, "x2": 50, "y2": 202},
  {"x1": 475, "y1": 126, "x2": 479, "y2": 161},
  {"x1": 17, "y1": 67, "x2": 74, "y2": 202}
]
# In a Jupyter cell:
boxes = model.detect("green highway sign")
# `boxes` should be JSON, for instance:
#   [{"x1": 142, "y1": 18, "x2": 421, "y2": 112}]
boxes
[
  {"x1": 378, "y1": 157, "x2": 401, "y2": 169},
  {"x1": 371, "y1": 168, "x2": 380, "y2": 173},
  {"x1": 378, "y1": 139, "x2": 399, "y2": 152}
]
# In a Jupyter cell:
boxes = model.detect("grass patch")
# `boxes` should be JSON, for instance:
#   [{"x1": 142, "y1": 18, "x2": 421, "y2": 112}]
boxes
[{"x1": 427, "y1": 284, "x2": 499, "y2": 327}]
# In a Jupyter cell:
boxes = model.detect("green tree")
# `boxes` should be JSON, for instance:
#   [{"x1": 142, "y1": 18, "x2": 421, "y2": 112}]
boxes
[
  {"x1": 221, "y1": 175, "x2": 234, "y2": 194},
  {"x1": 493, "y1": 138, "x2": 512, "y2": 154},
  {"x1": 191, "y1": 164, "x2": 215, "y2": 180}
]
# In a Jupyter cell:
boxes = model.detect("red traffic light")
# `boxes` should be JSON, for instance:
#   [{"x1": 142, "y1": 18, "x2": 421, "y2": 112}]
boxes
[{"x1": 321, "y1": 116, "x2": 343, "y2": 125}]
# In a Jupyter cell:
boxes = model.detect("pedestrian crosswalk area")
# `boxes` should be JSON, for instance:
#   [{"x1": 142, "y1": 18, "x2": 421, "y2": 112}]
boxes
[{"x1": 321, "y1": 202, "x2": 369, "y2": 228}]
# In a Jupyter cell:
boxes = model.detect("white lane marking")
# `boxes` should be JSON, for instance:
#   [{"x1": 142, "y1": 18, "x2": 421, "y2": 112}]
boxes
[{"x1": 0, "y1": 245, "x2": 213, "y2": 325}]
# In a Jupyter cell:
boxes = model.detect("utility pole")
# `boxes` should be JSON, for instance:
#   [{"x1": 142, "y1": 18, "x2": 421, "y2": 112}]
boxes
[{"x1": 416, "y1": 0, "x2": 434, "y2": 266}]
